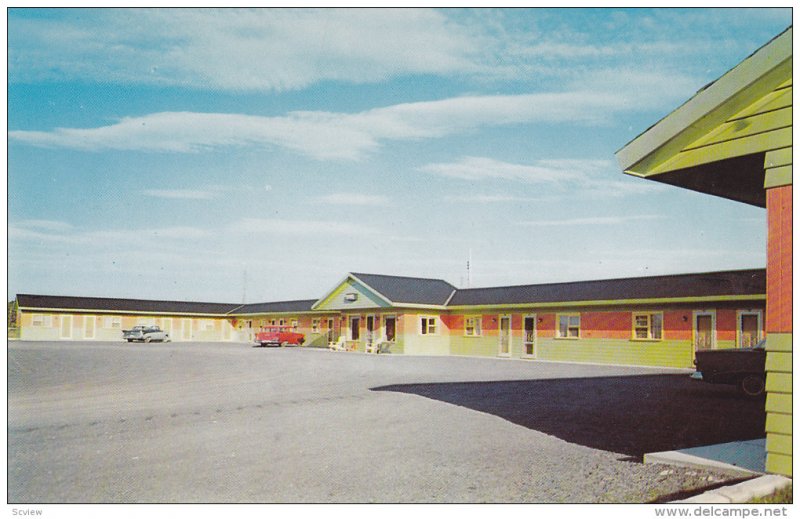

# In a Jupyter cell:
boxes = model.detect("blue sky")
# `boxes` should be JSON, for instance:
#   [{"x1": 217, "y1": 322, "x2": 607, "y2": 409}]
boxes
[{"x1": 7, "y1": 7, "x2": 792, "y2": 303}]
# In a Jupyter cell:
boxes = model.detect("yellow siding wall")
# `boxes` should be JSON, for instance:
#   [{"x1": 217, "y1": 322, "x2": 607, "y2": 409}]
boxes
[{"x1": 18, "y1": 310, "x2": 236, "y2": 342}]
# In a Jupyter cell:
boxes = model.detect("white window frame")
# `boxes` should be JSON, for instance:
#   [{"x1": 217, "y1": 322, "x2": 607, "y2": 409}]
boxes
[
  {"x1": 31, "y1": 314, "x2": 52, "y2": 327},
  {"x1": 736, "y1": 310, "x2": 763, "y2": 348},
  {"x1": 632, "y1": 312, "x2": 664, "y2": 341},
  {"x1": 103, "y1": 316, "x2": 122, "y2": 329},
  {"x1": 311, "y1": 318, "x2": 320, "y2": 333},
  {"x1": 556, "y1": 313, "x2": 580, "y2": 339},
  {"x1": 200, "y1": 320, "x2": 215, "y2": 332},
  {"x1": 290, "y1": 319, "x2": 298, "y2": 330},
  {"x1": 420, "y1": 316, "x2": 438, "y2": 336},
  {"x1": 464, "y1": 315, "x2": 482, "y2": 337}
]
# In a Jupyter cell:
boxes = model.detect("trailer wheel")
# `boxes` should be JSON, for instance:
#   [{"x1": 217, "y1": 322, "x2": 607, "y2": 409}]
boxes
[{"x1": 738, "y1": 374, "x2": 765, "y2": 397}]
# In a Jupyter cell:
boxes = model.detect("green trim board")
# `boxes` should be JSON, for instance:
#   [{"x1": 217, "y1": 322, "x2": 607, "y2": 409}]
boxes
[
  {"x1": 764, "y1": 165, "x2": 792, "y2": 189},
  {"x1": 766, "y1": 452, "x2": 792, "y2": 477}
]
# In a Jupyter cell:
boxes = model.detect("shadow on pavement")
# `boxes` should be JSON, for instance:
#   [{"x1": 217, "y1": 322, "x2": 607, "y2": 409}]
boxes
[{"x1": 372, "y1": 374, "x2": 765, "y2": 458}]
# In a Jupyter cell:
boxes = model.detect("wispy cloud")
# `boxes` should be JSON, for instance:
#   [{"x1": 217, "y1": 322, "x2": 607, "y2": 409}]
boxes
[
  {"x1": 516, "y1": 215, "x2": 663, "y2": 227},
  {"x1": 9, "y1": 9, "x2": 485, "y2": 92},
  {"x1": 314, "y1": 193, "x2": 390, "y2": 206},
  {"x1": 10, "y1": 84, "x2": 668, "y2": 160},
  {"x1": 421, "y1": 156, "x2": 668, "y2": 198},
  {"x1": 445, "y1": 194, "x2": 549, "y2": 204},
  {"x1": 230, "y1": 218, "x2": 377, "y2": 236},
  {"x1": 420, "y1": 156, "x2": 600, "y2": 183},
  {"x1": 143, "y1": 189, "x2": 215, "y2": 200}
]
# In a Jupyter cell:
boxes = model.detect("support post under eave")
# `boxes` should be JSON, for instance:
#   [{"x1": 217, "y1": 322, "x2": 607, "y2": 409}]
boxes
[{"x1": 764, "y1": 158, "x2": 792, "y2": 477}]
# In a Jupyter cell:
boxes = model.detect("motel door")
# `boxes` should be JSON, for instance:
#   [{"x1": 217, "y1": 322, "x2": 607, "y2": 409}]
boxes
[
  {"x1": 498, "y1": 315, "x2": 511, "y2": 357},
  {"x1": 327, "y1": 317, "x2": 336, "y2": 343},
  {"x1": 739, "y1": 313, "x2": 760, "y2": 348},
  {"x1": 384, "y1": 317, "x2": 396, "y2": 343},
  {"x1": 366, "y1": 316, "x2": 375, "y2": 349},
  {"x1": 84, "y1": 315, "x2": 95, "y2": 339},
  {"x1": 694, "y1": 313, "x2": 714, "y2": 350},
  {"x1": 523, "y1": 316, "x2": 536, "y2": 357},
  {"x1": 60, "y1": 315, "x2": 73, "y2": 339}
]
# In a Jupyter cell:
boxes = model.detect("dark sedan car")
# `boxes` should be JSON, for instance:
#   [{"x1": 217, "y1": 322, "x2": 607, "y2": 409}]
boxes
[{"x1": 691, "y1": 339, "x2": 766, "y2": 396}]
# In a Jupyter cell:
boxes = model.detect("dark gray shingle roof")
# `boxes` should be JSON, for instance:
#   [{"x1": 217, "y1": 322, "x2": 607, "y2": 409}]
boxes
[
  {"x1": 16, "y1": 294, "x2": 241, "y2": 315},
  {"x1": 351, "y1": 273, "x2": 456, "y2": 306},
  {"x1": 236, "y1": 299, "x2": 318, "y2": 314},
  {"x1": 447, "y1": 269, "x2": 766, "y2": 306}
]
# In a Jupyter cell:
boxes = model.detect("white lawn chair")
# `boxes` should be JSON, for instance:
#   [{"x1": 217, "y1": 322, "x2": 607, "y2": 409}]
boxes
[
  {"x1": 365, "y1": 337, "x2": 380, "y2": 354},
  {"x1": 328, "y1": 336, "x2": 346, "y2": 352}
]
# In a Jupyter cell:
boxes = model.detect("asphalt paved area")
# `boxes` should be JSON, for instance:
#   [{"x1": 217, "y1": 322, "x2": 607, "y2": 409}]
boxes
[{"x1": 8, "y1": 341, "x2": 765, "y2": 503}]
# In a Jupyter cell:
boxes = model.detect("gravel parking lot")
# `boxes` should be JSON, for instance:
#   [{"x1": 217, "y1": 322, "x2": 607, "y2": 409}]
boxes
[{"x1": 8, "y1": 341, "x2": 765, "y2": 503}]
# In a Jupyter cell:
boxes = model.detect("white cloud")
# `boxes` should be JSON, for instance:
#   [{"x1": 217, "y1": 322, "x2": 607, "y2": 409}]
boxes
[
  {"x1": 420, "y1": 156, "x2": 600, "y2": 183},
  {"x1": 444, "y1": 194, "x2": 547, "y2": 204},
  {"x1": 314, "y1": 193, "x2": 389, "y2": 206},
  {"x1": 420, "y1": 156, "x2": 668, "y2": 198},
  {"x1": 9, "y1": 9, "x2": 485, "y2": 92},
  {"x1": 9, "y1": 85, "x2": 660, "y2": 160},
  {"x1": 516, "y1": 215, "x2": 663, "y2": 227},
  {"x1": 230, "y1": 218, "x2": 377, "y2": 236},
  {"x1": 143, "y1": 189, "x2": 215, "y2": 200}
]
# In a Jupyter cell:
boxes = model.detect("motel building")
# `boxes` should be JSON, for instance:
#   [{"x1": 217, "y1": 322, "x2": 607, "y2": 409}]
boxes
[
  {"x1": 15, "y1": 268, "x2": 765, "y2": 371},
  {"x1": 10, "y1": 27, "x2": 790, "y2": 478}
]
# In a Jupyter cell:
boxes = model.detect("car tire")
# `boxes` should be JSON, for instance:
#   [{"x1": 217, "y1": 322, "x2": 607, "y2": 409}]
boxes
[
  {"x1": 298, "y1": 338, "x2": 305, "y2": 346},
  {"x1": 738, "y1": 374, "x2": 765, "y2": 397},
  {"x1": 127, "y1": 339, "x2": 133, "y2": 342},
  {"x1": 144, "y1": 336, "x2": 152, "y2": 343}
]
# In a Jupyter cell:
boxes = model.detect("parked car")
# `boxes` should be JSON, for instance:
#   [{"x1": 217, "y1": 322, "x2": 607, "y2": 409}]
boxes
[
  {"x1": 691, "y1": 339, "x2": 766, "y2": 396},
  {"x1": 123, "y1": 325, "x2": 170, "y2": 343},
  {"x1": 254, "y1": 327, "x2": 305, "y2": 347}
]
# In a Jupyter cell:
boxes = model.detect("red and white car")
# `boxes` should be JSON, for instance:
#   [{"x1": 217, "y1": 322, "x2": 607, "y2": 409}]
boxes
[{"x1": 254, "y1": 327, "x2": 305, "y2": 348}]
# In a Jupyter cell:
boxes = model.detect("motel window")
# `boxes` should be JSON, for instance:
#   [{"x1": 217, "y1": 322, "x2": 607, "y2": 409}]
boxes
[
  {"x1": 464, "y1": 316, "x2": 482, "y2": 336},
  {"x1": 557, "y1": 314, "x2": 580, "y2": 339},
  {"x1": 201, "y1": 320, "x2": 215, "y2": 331},
  {"x1": 633, "y1": 313, "x2": 663, "y2": 340},
  {"x1": 312, "y1": 319, "x2": 320, "y2": 333},
  {"x1": 32, "y1": 314, "x2": 52, "y2": 327},
  {"x1": 103, "y1": 316, "x2": 122, "y2": 329},
  {"x1": 421, "y1": 317, "x2": 437, "y2": 335},
  {"x1": 270, "y1": 319, "x2": 276, "y2": 326},
  {"x1": 279, "y1": 319, "x2": 285, "y2": 326},
  {"x1": 259, "y1": 319, "x2": 265, "y2": 328},
  {"x1": 291, "y1": 319, "x2": 298, "y2": 331}
]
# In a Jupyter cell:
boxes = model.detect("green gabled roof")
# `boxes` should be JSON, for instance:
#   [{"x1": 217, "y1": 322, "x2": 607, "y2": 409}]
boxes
[{"x1": 615, "y1": 26, "x2": 792, "y2": 207}]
